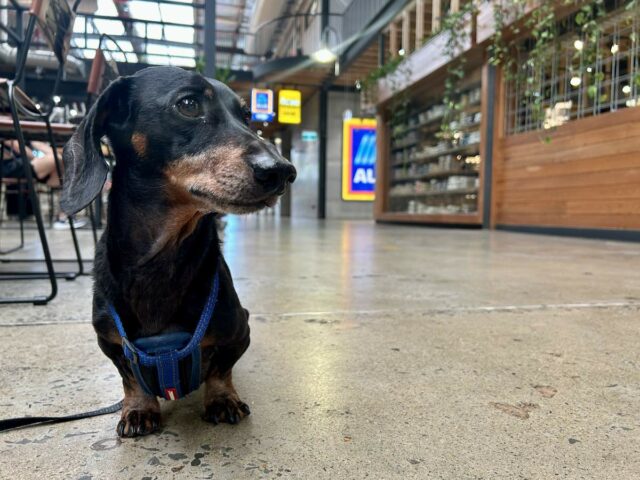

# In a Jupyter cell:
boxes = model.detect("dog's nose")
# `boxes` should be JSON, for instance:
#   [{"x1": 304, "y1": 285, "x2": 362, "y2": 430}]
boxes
[{"x1": 252, "y1": 156, "x2": 296, "y2": 194}]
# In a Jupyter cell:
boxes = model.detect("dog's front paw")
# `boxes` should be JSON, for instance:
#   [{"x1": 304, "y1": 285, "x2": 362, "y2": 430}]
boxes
[
  {"x1": 116, "y1": 409, "x2": 161, "y2": 437},
  {"x1": 203, "y1": 397, "x2": 251, "y2": 425}
]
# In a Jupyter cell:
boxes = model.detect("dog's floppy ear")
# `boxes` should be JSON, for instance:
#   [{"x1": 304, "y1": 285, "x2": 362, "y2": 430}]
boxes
[{"x1": 60, "y1": 76, "x2": 130, "y2": 215}]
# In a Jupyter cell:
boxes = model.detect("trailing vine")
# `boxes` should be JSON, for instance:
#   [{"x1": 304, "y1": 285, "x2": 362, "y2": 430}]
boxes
[
  {"x1": 360, "y1": 51, "x2": 412, "y2": 142},
  {"x1": 439, "y1": 1, "x2": 478, "y2": 141},
  {"x1": 366, "y1": 0, "x2": 640, "y2": 141},
  {"x1": 388, "y1": 59, "x2": 413, "y2": 141},
  {"x1": 521, "y1": 0, "x2": 556, "y2": 127},
  {"x1": 573, "y1": 0, "x2": 606, "y2": 104},
  {"x1": 625, "y1": 0, "x2": 640, "y2": 95},
  {"x1": 489, "y1": 0, "x2": 527, "y2": 81},
  {"x1": 360, "y1": 54, "x2": 404, "y2": 108},
  {"x1": 490, "y1": 0, "x2": 639, "y2": 124}
]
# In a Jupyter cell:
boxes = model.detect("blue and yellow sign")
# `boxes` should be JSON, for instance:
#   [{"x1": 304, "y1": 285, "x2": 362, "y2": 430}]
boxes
[
  {"x1": 278, "y1": 89, "x2": 301, "y2": 124},
  {"x1": 251, "y1": 88, "x2": 274, "y2": 122},
  {"x1": 342, "y1": 118, "x2": 376, "y2": 201}
]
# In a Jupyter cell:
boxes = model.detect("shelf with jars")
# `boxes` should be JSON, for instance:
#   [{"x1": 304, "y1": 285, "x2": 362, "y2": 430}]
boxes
[{"x1": 375, "y1": 65, "x2": 487, "y2": 225}]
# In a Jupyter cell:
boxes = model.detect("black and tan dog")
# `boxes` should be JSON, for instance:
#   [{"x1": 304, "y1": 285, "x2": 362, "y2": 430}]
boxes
[{"x1": 60, "y1": 66, "x2": 296, "y2": 437}]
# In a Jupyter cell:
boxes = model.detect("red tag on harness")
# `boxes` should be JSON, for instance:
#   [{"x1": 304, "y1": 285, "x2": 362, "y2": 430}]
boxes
[{"x1": 164, "y1": 388, "x2": 179, "y2": 401}]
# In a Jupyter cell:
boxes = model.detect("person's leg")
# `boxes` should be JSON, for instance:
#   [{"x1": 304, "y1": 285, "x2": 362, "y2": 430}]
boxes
[{"x1": 29, "y1": 142, "x2": 60, "y2": 186}]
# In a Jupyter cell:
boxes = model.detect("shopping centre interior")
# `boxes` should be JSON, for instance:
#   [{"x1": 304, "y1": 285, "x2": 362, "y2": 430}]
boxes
[{"x1": 1, "y1": 0, "x2": 639, "y2": 478}]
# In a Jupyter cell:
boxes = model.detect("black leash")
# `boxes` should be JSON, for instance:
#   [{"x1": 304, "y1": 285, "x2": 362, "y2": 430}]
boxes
[{"x1": 0, "y1": 400, "x2": 123, "y2": 432}]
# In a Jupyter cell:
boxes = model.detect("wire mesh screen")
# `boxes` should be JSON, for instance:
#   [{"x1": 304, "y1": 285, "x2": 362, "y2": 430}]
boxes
[{"x1": 505, "y1": 3, "x2": 640, "y2": 135}]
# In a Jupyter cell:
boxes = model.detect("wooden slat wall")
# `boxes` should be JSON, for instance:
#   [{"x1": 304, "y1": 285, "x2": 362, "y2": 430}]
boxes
[{"x1": 493, "y1": 107, "x2": 640, "y2": 230}]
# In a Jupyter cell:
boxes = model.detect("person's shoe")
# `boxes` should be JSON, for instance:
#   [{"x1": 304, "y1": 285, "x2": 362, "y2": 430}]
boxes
[{"x1": 53, "y1": 217, "x2": 88, "y2": 230}]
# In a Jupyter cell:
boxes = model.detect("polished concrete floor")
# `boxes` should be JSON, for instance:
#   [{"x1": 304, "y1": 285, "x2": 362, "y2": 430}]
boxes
[{"x1": 0, "y1": 217, "x2": 639, "y2": 479}]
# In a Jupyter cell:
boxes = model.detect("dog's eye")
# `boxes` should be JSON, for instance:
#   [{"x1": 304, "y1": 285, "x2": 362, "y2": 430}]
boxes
[{"x1": 176, "y1": 97, "x2": 202, "y2": 118}]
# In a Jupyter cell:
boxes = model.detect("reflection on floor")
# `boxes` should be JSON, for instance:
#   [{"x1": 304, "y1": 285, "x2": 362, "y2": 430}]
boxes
[{"x1": 1, "y1": 217, "x2": 639, "y2": 479}]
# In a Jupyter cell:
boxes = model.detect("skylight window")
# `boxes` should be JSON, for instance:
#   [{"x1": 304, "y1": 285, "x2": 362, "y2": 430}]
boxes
[{"x1": 67, "y1": 0, "x2": 257, "y2": 70}]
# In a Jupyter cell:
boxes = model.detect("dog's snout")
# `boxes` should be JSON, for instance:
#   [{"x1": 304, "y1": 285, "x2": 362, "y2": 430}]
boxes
[{"x1": 252, "y1": 156, "x2": 296, "y2": 194}]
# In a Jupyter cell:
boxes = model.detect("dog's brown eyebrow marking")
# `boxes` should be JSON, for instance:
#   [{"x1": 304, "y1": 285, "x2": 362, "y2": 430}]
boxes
[
  {"x1": 204, "y1": 88, "x2": 214, "y2": 99},
  {"x1": 131, "y1": 132, "x2": 148, "y2": 157}
]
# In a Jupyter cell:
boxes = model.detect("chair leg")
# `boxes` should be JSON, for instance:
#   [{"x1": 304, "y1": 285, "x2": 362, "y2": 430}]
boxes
[
  {"x1": 44, "y1": 117, "x2": 86, "y2": 277},
  {"x1": 0, "y1": 83, "x2": 58, "y2": 305},
  {"x1": 66, "y1": 214, "x2": 85, "y2": 276},
  {"x1": 88, "y1": 202, "x2": 98, "y2": 245},
  {"x1": 18, "y1": 180, "x2": 25, "y2": 246},
  {"x1": 48, "y1": 188, "x2": 54, "y2": 227},
  {"x1": 0, "y1": 139, "x2": 4, "y2": 227},
  {"x1": 0, "y1": 181, "x2": 26, "y2": 255},
  {"x1": 0, "y1": 141, "x2": 25, "y2": 254},
  {"x1": 97, "y1": 194, "x2": 103, "y2": 227},
  {"x1": 0, "y1": 181, "x2": 3, "y2": 227}
]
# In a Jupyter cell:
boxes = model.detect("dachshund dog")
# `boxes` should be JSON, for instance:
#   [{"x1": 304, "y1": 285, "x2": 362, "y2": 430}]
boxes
[{"x1": 60, "y1": 66, "x2": 296, "y2": 437}]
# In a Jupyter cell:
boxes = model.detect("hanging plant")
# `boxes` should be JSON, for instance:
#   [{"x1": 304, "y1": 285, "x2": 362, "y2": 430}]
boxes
[
  {"x1": 573, "y1": 0, "x2": 606, "y2": 105},
  {"x1": 489, "y1": 0, "x2": 527, "y2": 82},
  {"x1": 360, "y1": 53, "x2": 413, "y2": 121},
  {"x1": 487, "y1": 0, "x2": 640, "y2": 133},
  {"x1": 438, "y1": 2, "x2": 478, "y2": 141},
  {"x1": 360, "y1": 54, "x2": 404, "y2": 107},
  {"x1": 519, "y1": 0, "x2": 557, "y2": 127},
  {"x1": 359, "y1": 48, "x2": 412, "y2": 142},
  {"x1": 389, "y1": 91, "x2": 411, "y2": 140}
]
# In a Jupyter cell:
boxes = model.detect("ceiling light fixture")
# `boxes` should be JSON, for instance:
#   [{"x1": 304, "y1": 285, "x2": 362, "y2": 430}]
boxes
[
  {"x1": 312, "y1": 25, "x2": 340, "y2": 65},
  {"x1": 312, "y1": 47, "x2": 337, "y2": 63}
]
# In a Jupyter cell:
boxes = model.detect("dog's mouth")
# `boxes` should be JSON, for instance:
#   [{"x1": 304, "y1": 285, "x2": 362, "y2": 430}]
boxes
[{"x1": 189, "y1": 186, "x2": 279, "y2": 212}]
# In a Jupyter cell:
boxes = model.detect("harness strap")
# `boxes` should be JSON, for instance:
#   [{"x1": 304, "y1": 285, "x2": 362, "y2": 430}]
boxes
[
  {"x1": 107, "y1": 267, "x2": 220, "y2": 400},
  {"x1": 0, "y1": 267, "x2": 221, "y2": 431}
]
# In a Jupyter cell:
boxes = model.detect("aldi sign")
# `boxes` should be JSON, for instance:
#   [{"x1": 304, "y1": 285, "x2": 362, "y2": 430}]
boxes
[
  {"x1": 342, "y1": 118, "x2": 376, "y2": 201},
  {"x1": 251, "y1": 88, "x2": 274, "y2": 122}
]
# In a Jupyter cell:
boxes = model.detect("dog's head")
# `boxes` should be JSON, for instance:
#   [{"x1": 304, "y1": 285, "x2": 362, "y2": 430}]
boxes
[{"x1": 61, "y1": 66, "x2": 296, "y2": 215}]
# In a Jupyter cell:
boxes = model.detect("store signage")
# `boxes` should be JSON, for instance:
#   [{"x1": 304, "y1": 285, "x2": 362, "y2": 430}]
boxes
[
  {"x1": 301, "y1": 130, "x2": 318, "y2": 142},
  {"x1": 251, "y1": 88, "x2": 274, "y2": 122},
  {"x1": 278, "y1": 89, "x2": 302, "y2": 124},
  {"x1": 342, "y1": 118, "x2": 377, "y2": 201}
]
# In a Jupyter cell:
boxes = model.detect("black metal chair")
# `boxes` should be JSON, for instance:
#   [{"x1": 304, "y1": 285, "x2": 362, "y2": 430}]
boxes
[
  {"x1": 0, "y1": 0, "x2": 84, "y2": 305},
  {"x1": 0, "y1": 141, "x2": 28, "y2": 255}
]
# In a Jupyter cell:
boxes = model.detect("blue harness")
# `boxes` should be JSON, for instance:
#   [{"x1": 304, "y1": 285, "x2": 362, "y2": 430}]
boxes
[{"x1": 107, "y1": 269, "x2": 220, "y2": 401}]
